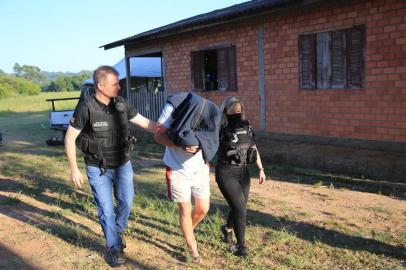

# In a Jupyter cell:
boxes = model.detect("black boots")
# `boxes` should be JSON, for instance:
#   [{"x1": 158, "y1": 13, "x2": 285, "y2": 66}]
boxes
[
  {"x1": 221, "y1": 224, "x2": 233, "y2": 244},
  {"x1": 221, "y1": 225, "x2": 248, "y2": 257},
  {"x1": 230, "y1": 244, "x2": 248, "y2": 257},
  {"x1": 234, "y1": 244, "x2": 248, "y2": 257},
  {"x1": 105, "y1": 249, "x2": 125, "y2": 268}
]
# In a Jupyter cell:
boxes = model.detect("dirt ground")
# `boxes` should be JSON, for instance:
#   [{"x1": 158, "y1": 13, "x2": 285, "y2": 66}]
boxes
[
  {"x1": 1, "y1": 160, "x2": 405, "y2": 270},
  {"x1": 253, "y1": 178, "x2": 406, "y2": 234}
]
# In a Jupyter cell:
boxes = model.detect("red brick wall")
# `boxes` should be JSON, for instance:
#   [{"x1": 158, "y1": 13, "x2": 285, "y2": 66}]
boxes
[
  {"x1": 264, "y1": 0, "x2": 406, "y2": 142},
  {"x1": 127, "y1": 0, "x2": 406, "y2": 143},
  {"x1": 161, "y1": 21, "x2": 262, "y2": 129}
]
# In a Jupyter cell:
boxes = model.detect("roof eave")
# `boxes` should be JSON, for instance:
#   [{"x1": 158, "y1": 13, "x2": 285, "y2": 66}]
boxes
[{"x1": 101, "y1": 0, "x2": 326, "y2": 50}]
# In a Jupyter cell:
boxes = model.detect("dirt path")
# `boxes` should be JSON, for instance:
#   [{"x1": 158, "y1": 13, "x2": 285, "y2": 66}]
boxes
[
  {"x1": 1, "y1": 165, "x2": 405, "y2": 269},
  {"x1": 0, "y1": 191, "x2": 101, "y2": 270},
  {"x1": 249, "y1": 178, "x2": 406, "y2": 237}
]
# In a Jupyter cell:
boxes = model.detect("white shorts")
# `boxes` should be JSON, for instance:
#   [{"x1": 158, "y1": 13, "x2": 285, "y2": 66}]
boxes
[{"x1": 165, "y1": 164, "x2": 210, "y2": 202}]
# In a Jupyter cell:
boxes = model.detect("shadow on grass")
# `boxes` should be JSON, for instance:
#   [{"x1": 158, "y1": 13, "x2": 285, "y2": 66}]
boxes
[
  {"x1": 130, "y1": 181, "x2": 189, "y2": 261},
  {"x1": 0, "y1": 110, "x2": 48, "y2": 119},
  {"x1": 0, "y1": 193, "x2": 156, "y2": 270},
  {"x1": 246, "y1": 206, "x2": 406, "y2": 260},
  {"x1": 1, "y1": 147, "x2": 67, "y2": 159},
  {"x1": 0, "y1": 242, "x2": 39, "y2": 270},
  {"x1": 0, "y1": 152, "x2": 183, "y2": 265},
  {"x1": 260, "y1": 163, "x2": 406, "y2": 200},
  {"x1": 135, "y1": 174, "x2": 406, "y2": 261},
  {"x1": 0, "y1": 154, "x2": 183, "y2": 265},
  {"x1": 0, "y1": 193, "x2": 100, "y2": 245},
  {"x1": 136, "y1": 214, "x2": 182, "y2": 238},
  {"x1": 1, "y1": 122, "x2": 405, "y2": 265},
  {"x1": 128, "y1": 226, "x2": 186, "y2": 261},
  {"x1": 0, "y1": 176, "x2": 97, "y2": 222}
]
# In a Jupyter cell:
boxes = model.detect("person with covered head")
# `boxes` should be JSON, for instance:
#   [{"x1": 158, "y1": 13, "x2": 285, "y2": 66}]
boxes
[
  {"x1": 64, "y1": 65, "x2": 156, "y2": 267},
  {"x1": 215, "y1": 96, "x2": 266, "y2": 257},
  {"x1": 154, "y1": 92, "x2": 221, "y2": 263}
]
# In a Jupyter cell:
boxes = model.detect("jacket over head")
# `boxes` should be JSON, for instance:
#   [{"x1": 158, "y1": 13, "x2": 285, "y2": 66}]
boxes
[{"x1": 166, "y1": 92, "x2": 221, "y2": 162}]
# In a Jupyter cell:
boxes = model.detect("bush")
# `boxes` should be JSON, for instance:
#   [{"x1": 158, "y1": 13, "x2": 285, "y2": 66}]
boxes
[
  {"x1": 42, "y1": 74, "x2": 89, "y2": 92},
  {"x1": 0, "y1": 75, "x2": 41, "y2": 98}
]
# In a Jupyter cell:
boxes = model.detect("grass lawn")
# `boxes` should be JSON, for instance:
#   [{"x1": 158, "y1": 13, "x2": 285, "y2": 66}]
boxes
[{"x1": 0, "y1": 92, "x2": 405, "y2": 270}]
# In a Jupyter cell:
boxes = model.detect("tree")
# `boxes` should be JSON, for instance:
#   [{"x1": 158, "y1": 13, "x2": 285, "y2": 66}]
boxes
[
  {"x1": 13, "y1": 63, "x2": 22, "y2": 75},
  {"x1": 42, "y1": 73, "x2": 89, "y2": 92},
  {"x1": 13, "y1": 63, "x2": 46, "y2": 84}
]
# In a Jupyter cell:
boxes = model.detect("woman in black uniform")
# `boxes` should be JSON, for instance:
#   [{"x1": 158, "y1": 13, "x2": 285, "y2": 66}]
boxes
[{"x1": 215, "y1": 96, "x2": 266, "y2": 257}]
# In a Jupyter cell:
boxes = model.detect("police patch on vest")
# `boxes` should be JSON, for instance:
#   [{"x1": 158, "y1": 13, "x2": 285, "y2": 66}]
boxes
[
  {"x1": 92, "y1": 122, "x2": 109, "y2": 128},
  {"x1": 231, "y1": 133, "x2": 239, "y2": 143},
  {"x1": 235, "y1": 130, "x2": 247, "y2": 135},
  {"x1": 220, "y1": 123, "x2": 253, "y2": 166}
]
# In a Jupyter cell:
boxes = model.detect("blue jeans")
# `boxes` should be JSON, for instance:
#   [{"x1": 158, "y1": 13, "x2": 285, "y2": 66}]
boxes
[{"x1": 86, "y1": 161, "x2": 134, "y2": 252}]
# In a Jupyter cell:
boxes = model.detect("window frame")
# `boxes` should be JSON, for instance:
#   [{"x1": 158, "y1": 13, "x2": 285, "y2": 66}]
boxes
[
  {"x1": 299, "y1": 25, "x2": 366, "y2": 90},
  {"x1": 191, "y1": 45, "x2": 237, "y2": 92}
]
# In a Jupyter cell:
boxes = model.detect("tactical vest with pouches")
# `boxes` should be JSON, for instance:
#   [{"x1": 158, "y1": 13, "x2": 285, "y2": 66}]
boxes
[
  {"x1": 218, "y1": 121, "x2": 257, "y2": 167},
  {"x1": 79, "y1": 96, "x2": 131, "y2": 169}
]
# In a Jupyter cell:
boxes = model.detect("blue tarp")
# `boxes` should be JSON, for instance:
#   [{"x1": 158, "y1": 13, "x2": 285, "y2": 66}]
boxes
[{"x1": 84, "y1": 57, "x2": 161, "y2": 84}]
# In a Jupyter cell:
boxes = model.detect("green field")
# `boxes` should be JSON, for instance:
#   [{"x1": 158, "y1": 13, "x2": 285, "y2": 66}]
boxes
[
  {"x1": 0, "y1": 91, "x2": 80, "y2": 113},
  {"x1": 0, "y1": 92, "x2": 405, "y2": 270}
]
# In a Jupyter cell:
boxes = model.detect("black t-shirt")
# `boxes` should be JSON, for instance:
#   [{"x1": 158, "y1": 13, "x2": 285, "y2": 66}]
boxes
[{"x1": 70, "y1": 96, "x2": 138, "y2": 131}]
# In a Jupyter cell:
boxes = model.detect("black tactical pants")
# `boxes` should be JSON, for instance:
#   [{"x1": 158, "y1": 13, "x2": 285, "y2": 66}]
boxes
[{"x1": 215, "y1": 165, "x2": 251, "y2": 246}]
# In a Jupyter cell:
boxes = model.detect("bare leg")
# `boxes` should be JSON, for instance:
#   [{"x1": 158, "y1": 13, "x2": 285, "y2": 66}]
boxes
[
  {"x1": 178, "y1": 201, "x2": 198, "y2": 257},
  {"x1": 192, "y1": 197, "x2": 210, "y2": 229}
]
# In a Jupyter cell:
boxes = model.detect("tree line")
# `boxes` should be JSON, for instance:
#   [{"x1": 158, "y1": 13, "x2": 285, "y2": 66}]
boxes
[{"x1": 0, "y1": 63, "x2": 92, "y2": 98}]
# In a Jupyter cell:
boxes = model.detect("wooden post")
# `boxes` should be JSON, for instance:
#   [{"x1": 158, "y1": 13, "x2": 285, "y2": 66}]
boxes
[
  {"x1": 125, "y1": 56, "x2": 131, "y2": 99},
  {"x1": 160, "y1": 50, "x2": 167, "y2": 98},
  {"x1": 257, "y1": 22, "x2": 266, "y2": 131}
]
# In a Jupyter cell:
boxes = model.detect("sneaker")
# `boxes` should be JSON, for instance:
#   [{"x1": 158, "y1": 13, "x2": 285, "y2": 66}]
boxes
[
  {"x1": 221, "y1": 224, "x2": 233, "y2": 244},
  {"x1": 234, "y1": 245, "x2": 248, "y2": 257},
  {"x1": 105, "y1": 249, "x2": 126, "y2": 268}
]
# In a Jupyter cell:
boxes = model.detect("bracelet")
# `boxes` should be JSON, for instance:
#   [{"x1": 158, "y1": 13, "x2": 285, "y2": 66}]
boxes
[{"x1": 258, "y1": 168, "x2": 264, "y2": 171}]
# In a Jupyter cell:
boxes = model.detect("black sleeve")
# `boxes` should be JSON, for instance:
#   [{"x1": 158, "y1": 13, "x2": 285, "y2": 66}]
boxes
[
  {"x1": 246, "y1": 120, "x2": 256, "y2": 146},
  {"x1": 126, "y1": 100, "x2": 138, "y2": 120},
  {"x1": 251, "y1": 132, "x2": 256, "y2": 147},
  {"x1": 70, "y1": 101, "x2": 89, "y2": 130}
]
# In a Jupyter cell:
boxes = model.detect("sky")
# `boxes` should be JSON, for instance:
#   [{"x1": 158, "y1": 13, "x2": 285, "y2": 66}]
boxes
[{"x1": 0, "y1": 0, "x2": 247, "y2": 74}]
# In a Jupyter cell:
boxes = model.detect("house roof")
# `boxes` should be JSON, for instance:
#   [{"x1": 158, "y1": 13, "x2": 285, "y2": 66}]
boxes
[
  {"x1": 83, "y1": 57, "x2": 161, "y2": 84},
  {"x1": 101, "y1": 0, "x2": 324, "y2": 50}
]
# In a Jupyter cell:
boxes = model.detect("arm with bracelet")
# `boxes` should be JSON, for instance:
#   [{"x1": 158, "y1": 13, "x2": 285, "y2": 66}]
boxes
[{"x1": 252, "y1": 145, "x2": 266, "y2": 184}]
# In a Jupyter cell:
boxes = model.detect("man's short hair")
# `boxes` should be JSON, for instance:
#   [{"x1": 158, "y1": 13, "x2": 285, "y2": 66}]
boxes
[{"x1": 93, "y1": 65, "x2": 119, "y2": 89}]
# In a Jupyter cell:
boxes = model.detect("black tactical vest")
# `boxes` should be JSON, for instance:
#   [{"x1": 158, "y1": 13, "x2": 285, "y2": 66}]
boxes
[
  {"x1": 217, "y1": 121, "x2": 256, "y2": 167},
  {"x1": 79, "y1": 96, "x2": 131, "y2": 169}
]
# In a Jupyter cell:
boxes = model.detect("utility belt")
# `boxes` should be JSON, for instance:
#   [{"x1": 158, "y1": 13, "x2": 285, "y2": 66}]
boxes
[{"x1": 80, "y1": 135, "x2": 137, "y2": 174}]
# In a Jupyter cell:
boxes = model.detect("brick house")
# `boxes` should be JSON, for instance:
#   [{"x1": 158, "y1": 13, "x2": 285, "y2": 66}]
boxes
[{"x1": 102, "y1": 0, "x2": 406, "y2": 181}]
